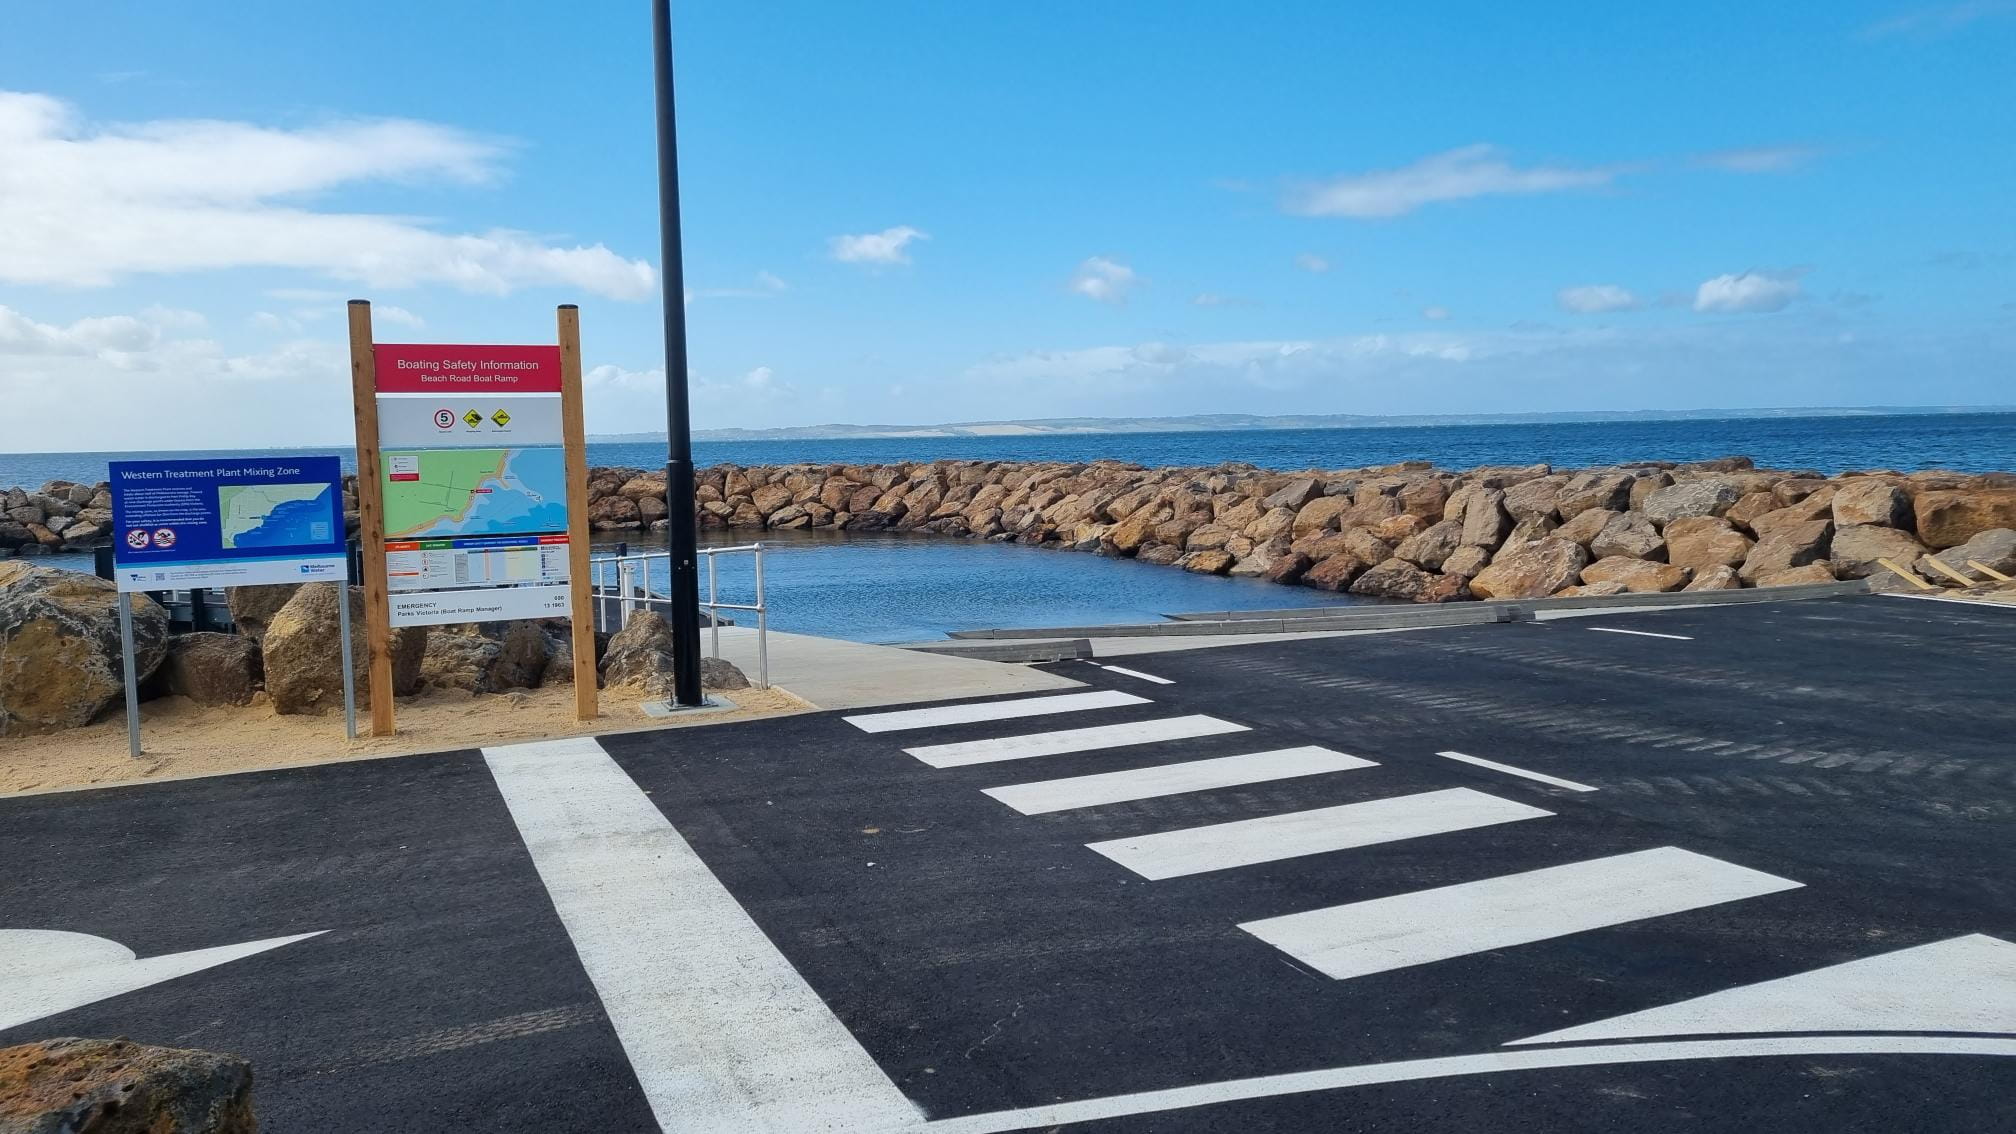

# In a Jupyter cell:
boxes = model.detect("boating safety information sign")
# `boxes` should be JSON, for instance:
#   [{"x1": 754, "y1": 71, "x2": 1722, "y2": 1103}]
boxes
[
  {"x1": 370, "y1": 343, "x2": 573, "y2": 626},
  {"x1": 108, "y1": 456, "x2": 348, "y2": 591}
]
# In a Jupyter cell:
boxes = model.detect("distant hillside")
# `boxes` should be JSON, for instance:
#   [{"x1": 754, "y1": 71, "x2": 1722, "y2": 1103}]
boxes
[{"x1": 590, "y1": 405, "x2": 2012, "y2": 444}]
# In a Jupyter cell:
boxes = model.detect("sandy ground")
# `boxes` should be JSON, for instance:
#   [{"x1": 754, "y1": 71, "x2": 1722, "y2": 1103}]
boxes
[{"x1": 0, "y1": 683, "x2": 812, "y2": 797}]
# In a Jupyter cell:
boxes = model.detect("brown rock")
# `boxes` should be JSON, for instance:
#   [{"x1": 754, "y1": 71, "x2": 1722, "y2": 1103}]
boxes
[
  {"x1": 1103, "y1": 506, "x2": 1164, "y2": 554},
  {"x1": 1831, "y1": 480, "x2": 1912, "y2": 529},
  {"x1": 1505, "y1": 515, "x2": 1558, "y2": 544},
  {"x1": 1348, "y1": 558, "x2": 1437, "y2": 600},
  {"x1": 163, "y1": 632, "x2": 261, "y2": 706},
  {"x1": 1398, "y1": 478, "x2": 1450, "y2": 520},
  {"x1": 1413, "y1": 572, "x2": 1473, "y2": 603},
  {"x1": 1755, "y1": 563, "x2": 1838, "y2": 586},
  {"x1": 1301, "y1": 553, "x2": 1366, "y2": 591},
  {"x1": 1181, "y1": 549, "x2": 1235, "y2": 575},
  {"x1": 1557, "y1": 581, "x2": 1629, "y2": 597},
  {"x1": 1664, "y1": 517, "x2": 1753, "y2": 570},
  {"x1": 0, "y1": 1036, "x2": 256, "y2": 1133},
  {"x1": 1589, "y1": 511, "x2": 1664, "y2": 561},
  {"x1": 1740, "y1": 519, "x2": 1833, "y2": 581},
  {"x1": 1580, "y1": 556, "x2": 1690, "y2": 593},
  {"x1": 1291, "y1": 495, "x2": 1351, "y2": 537},
  {"x1": 1555, "y1": 508, "x2": 1619, "y2": 547},
  {"x1": 1627, "y1": 471, "x2": 1674, "y2": 512},
  {"x1": 1262, "y1": 551, "x2": 1314, "y2": 584},
  {"x1": 1556, "y1": 471, "x2": 1633, "y2": 517},
  {"x1": 1913, "y1": 488, "x2": 2016, "y2": 549},
  {"x1": 1830, "y1": 524, "x2": 1928, "y2": 579},
  {"x1": 1393, "y1": 520, "x2": 1464, "y2": 570},
  {"x1": 1772, "y1": 478, "x2": 1833, "y2": 506},
  {"x1": 1916, "y1": 528, "x2": 2016, "y2": 583},
  {"x1": 1442, "y1": 546, "x2": 1491, "y2": 578},
  {"x1": 750, "y1": 483, "x2": 793, "y2": 516},
  {"x1": 0, "y1": 563, "x2": 169, "y2": 734},
  {"x1": 600, "y1": 610, "x2": 678, "y2": 694},
  {"x1": 1683, "y1": 564, "x2": 1743, "y2": 591},
  {"x1": 1371, "y1": 513, "x2": 1427, "y2": 543},
  {"x1": 263, "y1": 583, "x2": 425, "y2": 715},
  {"x1": 1338, "y1": 527, "x2": 1395, "y2": 567},
  {"x1": 1459, "y1": 488, "x2": 1509, "y2": 547},
  {"x1": 1135, "y1": 542, "x2": 1183, "y2": 565},
  {"x1": 1749, "y1": 490, "x2": 1837, "y2": 539},
  {"x1": 1642, "y1": 481, "x2": 1740, "y2": 525},
  {"x1": 1246, "y1": 506, "x2": 1298, "y2": 543},
  {"x1": 1468, "y1": 538, "x2": 1589, "y2": 599},
  {"x1": 1184, "y1": 523, "x2": 1235, "y2": 551},
  {"x1": 1502, "y1": 476, "x2": 1564, "y2": 523},
  {"x1": 1262, "y1": 477, "x2": 1323, "y2": 511}
]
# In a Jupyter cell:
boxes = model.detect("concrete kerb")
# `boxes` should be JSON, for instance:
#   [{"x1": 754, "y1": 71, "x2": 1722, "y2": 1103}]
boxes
[{"x1": 944, "y1": 580, "x2": 1872, "y2": 641}]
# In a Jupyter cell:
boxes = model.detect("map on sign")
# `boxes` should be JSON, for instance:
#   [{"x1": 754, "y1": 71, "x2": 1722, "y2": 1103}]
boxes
[
  {"x1": 218, "y1": 483, "x2": 338, "y2": 549},
  {"x1": 381, "y1": 447, "x2": 568, "y2": 540}
]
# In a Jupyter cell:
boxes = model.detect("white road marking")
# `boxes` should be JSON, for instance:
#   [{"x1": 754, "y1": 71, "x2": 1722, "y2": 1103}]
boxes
[
  {"x1": 1086, "y1": 788, "x2": 1552, "y2": 880},
  {"x1": 904, "y1": 715, "x2": 1249, "y2": 769},
  {"x1": 1239, "y1": 846, "x2": 1802, "y2": 981},
  {"x1": 1436, "y1": 750, "x2": 1598, "y2": 792},
  {"x1": 982, "y1": 746, "x2": 1377, "y2": 815},
  {"x1": 0, "y1": 928, "x2": 325, "y2": 1033},
  {"x1": 1098, "y1": 664, "x2": 1175, "y2": 685},
  {"x1": 483, "y1": 737, "x2": 920, "y2": 1133},
  {"x1": 920, "y1": 1035, "x2": 2016, "y2": 1133},
  {"x1": 842, "y1": 690, "x2": 1150, "y2": 733},
  {"x1": 1512, "y1": 933, "x2": 2016, "y2": 1045},
  {"x1": 1587, "y1": 627, "x2": 1694, "y2": 640}
]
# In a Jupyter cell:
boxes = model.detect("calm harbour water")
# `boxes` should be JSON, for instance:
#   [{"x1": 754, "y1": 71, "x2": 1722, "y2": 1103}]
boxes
[{"x1": 8, "y1": 413, "x2": 2012, "y2": 641}]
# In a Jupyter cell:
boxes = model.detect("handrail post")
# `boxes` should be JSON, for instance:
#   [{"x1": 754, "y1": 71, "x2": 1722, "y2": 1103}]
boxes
[
  {"x1": 754, "y1": 542, "x2": 768, "y2": 689},
  {"x1": 707, "y1": 549, "x2": 719, "y2": 659}
]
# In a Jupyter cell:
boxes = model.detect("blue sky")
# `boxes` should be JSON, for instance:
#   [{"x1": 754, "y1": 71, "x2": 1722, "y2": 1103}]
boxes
[{"x1": 1, "y1": 0, "x2": 2011, "y2": 450}]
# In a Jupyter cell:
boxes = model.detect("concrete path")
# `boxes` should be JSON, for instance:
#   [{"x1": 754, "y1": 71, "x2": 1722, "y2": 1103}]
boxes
[{"x1": 707, "y1": 625, "x2": 1080, "y2": 709}]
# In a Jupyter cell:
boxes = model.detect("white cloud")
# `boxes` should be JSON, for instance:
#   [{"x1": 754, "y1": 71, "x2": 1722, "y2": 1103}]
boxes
[
  {"x1": 1862, "y1": 0, "x2": 2016, "y2": 38},
  {"x1": 584, "y1": 362, "x2": 802, "y2": 432},
  {"x1": 685, "y1": 271, "x2": 790, "y2": 304},
  {"x1": 1693, "y1": 145, "x2": 1823, "y2": 173},
  {"x1": 1421, "y1": 305, "x2": 1451, "y2": 321},
  {"x1": 1557, "y1": 284, "x2": 1641, "y2": 313},
  {"x1": 1070, "y1": 257, "x2": 1137, "y2": 304},
  {"x1": 828, "y1": 226, "x2": 927, "y2": 265},
  {"x1": 1284, "y1": 144, "x2": 1620, "y2": 218},
  {"x1": 1295, "y1": 253, "x2": 1331, "y2": 273},
  {"x1": 0, "y1": 90, "x2": 655, "y2": 297},
  {"x1": 1694, "y1": 270, "x2": 1805, "y2": 313},
  {"x1": 374, "y1": 304, "x2": 425, "y2": 328}
]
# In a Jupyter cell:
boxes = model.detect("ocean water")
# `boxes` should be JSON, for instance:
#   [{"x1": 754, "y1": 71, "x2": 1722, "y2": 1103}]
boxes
[{"x1": 8, "y1": 412, "x2": 2012, "y2": 642}]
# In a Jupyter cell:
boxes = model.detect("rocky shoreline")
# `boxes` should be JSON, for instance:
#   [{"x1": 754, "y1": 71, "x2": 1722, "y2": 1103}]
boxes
[{"x1": 7, "y1": 456, "x2": 2016, "y2": 600}]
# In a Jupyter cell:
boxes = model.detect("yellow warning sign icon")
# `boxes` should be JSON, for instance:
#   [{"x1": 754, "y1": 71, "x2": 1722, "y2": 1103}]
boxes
[
  {"x1": 491, "y1": 409, "x2": 512, "y2": 427},
  {"x1": 462, "y1": 409, "x2": 483, "y2": 428}
]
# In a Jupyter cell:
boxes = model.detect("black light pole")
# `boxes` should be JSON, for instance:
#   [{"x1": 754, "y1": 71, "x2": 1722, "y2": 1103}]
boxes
[{"x1": 652, "y1": 0, "x2": 704, "y2": 706}]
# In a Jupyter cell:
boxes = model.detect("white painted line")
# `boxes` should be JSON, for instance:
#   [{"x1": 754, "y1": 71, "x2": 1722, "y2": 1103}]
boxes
[
  {"x1": 904, "y1": 715, "x2": 1248, "y2": 769},
  {"x1": 0, "y1": 929, "x2": 325, "y2": 1034},
  {"x1": 1086, "y1": 788, "x2": 1551, "y2": 880},
  {"x1": 982, "y1": 746, "x2": 1377, "y2": 815},
  {"x1": 1239, "y1": 846, "x2": 1802, "y2": 981},
  {"x1": 1436, "y1": 750, "x2": 1598, "y2": 793},
  {"x1": 1098, "y1": 664, "x2": 1175, "y2": 685},
  {"x1": 1881, "y1": 591, "x2": 2016, "y2": 612},
  {"x1": 1587, "y1": 626, "x2": 1694, "y2": 640},
  {"x1": 921, "y1": 1035, "x2": 2016, "y2": 1133},
  {"x1": 1512, "y1": 933, "x2": 2016, "y2": 1045},
  {"x1": 842, "y1": 689, "x2": 1149, "y2": 733},
  {"x1": 483, "y1": 738, "x2": 920, "y2": 1132}
]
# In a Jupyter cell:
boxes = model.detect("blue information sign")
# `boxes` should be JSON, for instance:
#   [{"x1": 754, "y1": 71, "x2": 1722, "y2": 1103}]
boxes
[{"x1": 109, "y1": 456, "x2": 349, "y2": 592}]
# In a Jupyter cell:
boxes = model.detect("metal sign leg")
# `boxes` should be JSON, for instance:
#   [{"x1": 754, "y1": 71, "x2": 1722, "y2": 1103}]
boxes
[
  {"x1": 337, "y1": 583, "x2": 358, "y2": 741},
  {"x1": 117, "y1": 592, "x2": 142, "y2": 758}
]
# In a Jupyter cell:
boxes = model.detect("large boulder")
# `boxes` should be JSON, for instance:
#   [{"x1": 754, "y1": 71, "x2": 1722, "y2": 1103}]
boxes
[
  {"x1": 224, "y1": 583, "x2": 303, "y2": 643},
  {"x1": 599, "y1": 611, "x2": 749, "y2": 694},
  {"x1": 1831, "y1": 480, "x2": 1912, "y2": 530},
  {"x1": 1555, "y1": 507, "x2": 1619, "y2": 547},
  {"x1": 1261, "y1": 477, "x2": 1322, "y2": 511},
  {"x1": 1917, "y1": 527, "x2": 2016, "y2": 583},
  {"x1": 1291, "y1": 495, "x2": 1350, "y2": 538},
  {"x1": 163, "y1": 632, "x2": 261, "y2": 706},
  {"x1": 1664, "y1": 517, "x2": 1754, "y2": 570},
  {"x1": 1347, "y1": 558, "x2": 1437, "y2": 600},
  {"x1": 1300, "y1": 553, "x2": 1365, "y2": 592},
  {"x1": 1589, "y1": 511, "x2": 1664, "y2": 561},
  {"x1": 1580, "y1": 556, "x2": 1691, "y2": 593},
  {"x1": 1683, "y1": 564, "x2": 1743, "y2": 591},
  {"x1": 1913, "y1": 489, "x2": 2016, "y2": 549},
  {"x1": 1755, "y1": 563, "x2": 1838, "y2": 586},
  {"x1": 262, "y1": 583, "x2": 425, "y2": 715},
  {"x1": 1829, "y1": 524, "x2": 1928, "y2": 580},
  {"x1": 1740, "y1": 519, "x2": 1833, "y2": 581},
  {"x1": 0, "y1": 1036, "x2": 256, "y2": 1133},
  {"x1": 1393, "y1": 519, "x2": 1463, "y2": 570},
  {"x1": 1502, "y1": 477, "x2": 1564, "y2": 523},
  {"x1": 1468, "y1": 538, "x2": 1589, "y2": 600},
  {"x1": 1749, "y1": 491, "x2": 1838, "y2": 539},
  {"x1": 0, "y1": 563, "x2": 169, "y2": 735},
  {"x1": 1642, "y1": 481, "x2": 1740, "y2": 526},
  {"x1": 1441, "y1": 545, "x2": 1491, "y2": 578},
  {"x1": 1556, "y1": 471, "x2": 1634, "y2": 517},
  {"x1": 1459, "y1": 489, "x2": 1509, "y2": 548}
]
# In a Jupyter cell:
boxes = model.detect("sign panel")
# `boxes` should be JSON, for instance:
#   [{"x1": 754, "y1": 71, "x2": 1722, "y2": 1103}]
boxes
[
  {"x1": 372, "y1": 344, "x2": 573, "y2": 627},
  {"x1": 110, "y1": 457, "x2": 347, "y2": 592}
]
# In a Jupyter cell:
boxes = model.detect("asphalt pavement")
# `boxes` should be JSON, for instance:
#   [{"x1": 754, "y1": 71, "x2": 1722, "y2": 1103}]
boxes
[{"x1": 2, "y1": 593, "x2": 2010, "y2": 1131}]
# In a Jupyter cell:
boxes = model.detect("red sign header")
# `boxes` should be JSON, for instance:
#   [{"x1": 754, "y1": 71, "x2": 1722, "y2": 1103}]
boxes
[{"x1": 373, "y1": 344, "x2": 563, "y2": 394}]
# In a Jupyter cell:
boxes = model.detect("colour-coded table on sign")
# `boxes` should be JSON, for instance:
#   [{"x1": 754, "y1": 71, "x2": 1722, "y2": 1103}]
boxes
[{"x1": 384, "y1": 534, "x2": 572, "y2": 593}]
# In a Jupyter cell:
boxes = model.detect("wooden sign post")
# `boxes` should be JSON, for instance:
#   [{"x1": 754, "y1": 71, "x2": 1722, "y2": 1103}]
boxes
[{"x1": 346, "y1": 300, "x2": 599, "y2": 736}]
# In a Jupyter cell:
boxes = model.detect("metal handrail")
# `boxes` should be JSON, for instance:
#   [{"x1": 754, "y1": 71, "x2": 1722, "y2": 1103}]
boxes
[{"x1": 588, "y1": 542, "x2": 769, "y2": 688}]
